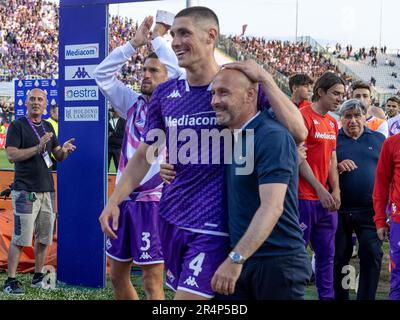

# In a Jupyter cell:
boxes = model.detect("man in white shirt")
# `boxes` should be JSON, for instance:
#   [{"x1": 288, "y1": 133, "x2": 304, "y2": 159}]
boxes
[{"x1": 95, "y1": 15, "x2": 180, "y2": 300}]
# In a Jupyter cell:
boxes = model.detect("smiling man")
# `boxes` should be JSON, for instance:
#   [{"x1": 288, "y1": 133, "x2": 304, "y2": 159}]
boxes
[
  {"x1": 95, "y1": 16, "x2": 180, "y2": 300},
  {"x1": 210, "y1": 63, "x2": 310, "y2": 300},
  {"x1": 99, "y1": 6, "x2": 307, "y2": 300},
  {"x1": 4, "y1": 88, "x2": 76, "y2": 295},
  {"x1": 333, "y1": 99, "x2": 384, "y2": 300}
]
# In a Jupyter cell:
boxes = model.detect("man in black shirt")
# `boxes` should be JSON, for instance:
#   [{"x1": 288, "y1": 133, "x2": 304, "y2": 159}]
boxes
[
  {"x1": 108, "y1": 108, "x2": 125, "y2": 171},
  {"x1": 4, "y1": 88, "x2": 76, "y2": 295}
]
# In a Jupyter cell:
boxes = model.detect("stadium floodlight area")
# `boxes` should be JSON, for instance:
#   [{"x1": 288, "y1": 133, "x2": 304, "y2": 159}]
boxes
[{"x1": 58, "y1": 0, "x2": 158, "y2": 288}]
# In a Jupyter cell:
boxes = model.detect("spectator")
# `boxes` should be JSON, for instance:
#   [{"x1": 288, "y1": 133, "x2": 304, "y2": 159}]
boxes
[
  {"x1": 45, "y1": 104, "x2": 58, "y2": 170},
  {"x1": 0, "y1": 118, "x2": 7, "y2": 134},
  {"x1": 108, "y1": 108, "x2": 125, "y2": 171},
  {"x1": 386, "y1": 96, "x2": 400, "y2": 120},
  {"x1": 288, "y1": 73, "x2": 313, "y2": 108},
  {"x1": 46, "y1": 104, "x2": 58, "y2": 137},
  {"x1": 387, "y1": 96, "x2": 400, "y2": 136}
]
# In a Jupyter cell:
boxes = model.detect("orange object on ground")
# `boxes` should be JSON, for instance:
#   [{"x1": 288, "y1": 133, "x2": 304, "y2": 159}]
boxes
[{"x1": 0, "y1": 169, "x2": 116, "y2": 273}]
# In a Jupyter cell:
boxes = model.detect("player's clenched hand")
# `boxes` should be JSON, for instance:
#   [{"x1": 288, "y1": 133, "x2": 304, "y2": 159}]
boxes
[
  {"x1": 211, "y1": 258, "x2": 242, "y2": 296},
  {"x1": 316, "y1": 186, "x2": 336, "y2": 212},
  {"x1": 377, "y1": 227, "x2": 389, "y2": 241},
  {"x1": 99, "y1": 201, "x2": 120, "y2": 239},
  {"x1": 331, "y1": 189, "x2": 341, "y2": 211},
  {"x1": 160, "y1": 163, "x2": 176, "y2": 184},
  {"x1": 297, "y1": 142, "x2": 307, "y2": 165}
]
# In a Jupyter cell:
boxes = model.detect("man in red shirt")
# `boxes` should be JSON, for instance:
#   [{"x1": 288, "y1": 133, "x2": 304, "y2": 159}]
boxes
[
  {"x1": 289, "y1": 73, "x2": 313, "y2": 109},
  {"x1": 373, "y1": 134, "x2": 400, "y2": 299},
  {"x1": 299, "y1": 72, "x2": 344, "y2": 299}
]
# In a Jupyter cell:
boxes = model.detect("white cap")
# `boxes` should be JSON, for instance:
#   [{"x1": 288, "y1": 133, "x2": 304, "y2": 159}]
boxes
[{"x1": 155, "y1": 10, "x2": 175, "y2": 27}]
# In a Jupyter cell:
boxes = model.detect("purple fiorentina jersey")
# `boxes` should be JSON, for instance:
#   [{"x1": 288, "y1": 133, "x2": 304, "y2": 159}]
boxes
[{"x1": 143, "y1": 74, "x2": 228, "y2": 235}]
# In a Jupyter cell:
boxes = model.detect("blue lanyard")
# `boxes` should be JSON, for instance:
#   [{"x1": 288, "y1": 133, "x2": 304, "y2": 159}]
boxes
[{"x1": 25, "y1": 116, "x2": 46, "y2": 143}]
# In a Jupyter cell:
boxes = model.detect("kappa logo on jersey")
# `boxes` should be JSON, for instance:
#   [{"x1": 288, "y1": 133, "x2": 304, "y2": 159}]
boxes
[
  {"x1": 139, "y1": 252, "x2": 152, "y2": 260},
  {"x1": 167, "y1": 90, "x2": 181, "y2": 98},
  {"x1": 183, "y1": 276, "x2": 199, "y2": 287},
  {"x1": 166, "y1": 269, "x2": 175, "y2": 283}
]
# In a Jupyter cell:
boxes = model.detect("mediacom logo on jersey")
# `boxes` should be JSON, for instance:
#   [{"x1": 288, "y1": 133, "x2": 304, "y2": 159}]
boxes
[
  {"x1": 65, "y1": 86, "x2": 99, "y2": 101},
  {"x1": 65, "y1": 43, "x2": 99, "y2": 60}
]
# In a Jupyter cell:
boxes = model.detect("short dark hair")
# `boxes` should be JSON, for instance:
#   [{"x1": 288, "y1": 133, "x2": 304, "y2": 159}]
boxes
[
  {"x1": 288, "y1": 74, "x2": 313, "y2": 93},
  {"x1": 175, "y1": 6, "x2": 220, "y2": 34},
  {"x1": 143, "y1": 52, "x2": 159, "y2": 64},
  {"x1": 351, "y1": 81, "x2": 371, "y2": 93},
  {"x1": 312, "y1": 72, "x2": 345, "y2": 102},
  {"x1": 387, "y1": 96, "x2": 400, "y2": 105}
]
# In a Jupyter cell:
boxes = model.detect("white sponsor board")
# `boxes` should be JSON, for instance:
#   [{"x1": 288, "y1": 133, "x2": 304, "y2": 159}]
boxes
[
  {"x1": 64, "y1": 106, "x2": 99, "y2": 121},
  {"x1": 65, "y1": 65, "x2": 97, "y2": 80},
  {"x1": 65, "y1": 43, "x2": 99, "y2": 60},
  {"x1": 65, "y1": 86, "x2": 98, "y2": 101}
]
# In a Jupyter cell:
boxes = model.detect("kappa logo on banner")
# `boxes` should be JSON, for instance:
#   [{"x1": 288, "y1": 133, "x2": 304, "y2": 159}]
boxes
[
  {"x1": 65, "y1": 43, "x2": 99, "y2": 60},
  {"x1": 65, "y1": 65, "x2": 97, "y2": 81},
  {"x1": 65, "y1": 86, "x2": 98, "y2": 101}
]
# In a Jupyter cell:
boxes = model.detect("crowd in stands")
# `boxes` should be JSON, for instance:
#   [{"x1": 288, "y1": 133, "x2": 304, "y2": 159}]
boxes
[
  {"x1": 229, "y1": 36, "x2": 339, "y2": 80},
  {"x1": 0, "y1": 0, "x2": 59, "y2": 81},
  {"x1": 108, "y1": 15, "x2": 150, "y2": 89},
  {"x1": 0, "y1": 0, "x2": 152, "y2": 91},
  {"x1": 224, "y1": 35, "x2": 355, "y2": 101}
]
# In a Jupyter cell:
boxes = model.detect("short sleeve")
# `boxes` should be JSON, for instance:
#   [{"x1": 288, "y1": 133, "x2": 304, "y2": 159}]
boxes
[
  {"x1": 5, "y1": 121, "x2": 21, "y2": 148},
  {"x1": 256, "y1": 129, "x2": 297, "y2": 185},
  {"x1": 300, "y1": 109, "x2": 312, "y2": 132}
]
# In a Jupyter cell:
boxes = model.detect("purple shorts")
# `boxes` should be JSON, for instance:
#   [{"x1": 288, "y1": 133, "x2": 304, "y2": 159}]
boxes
[
  {"x1": 159, "y1": 216, "x2": 230, "y2": 299},
  {"x1": 106, "y1": 201, "x2": 164, "y2": 265}
]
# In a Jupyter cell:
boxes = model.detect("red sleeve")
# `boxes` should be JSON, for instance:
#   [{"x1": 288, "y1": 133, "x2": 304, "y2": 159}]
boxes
[
  {"x1": 373, "y1": 139, "x2": 394, "y2": 229},
  {"x1": 300, "y1": 108, "x2": 312, "y2": 132}
]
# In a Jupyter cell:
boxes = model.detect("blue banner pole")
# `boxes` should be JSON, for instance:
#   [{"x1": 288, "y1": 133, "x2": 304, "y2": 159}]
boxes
[{"x1": 57, "y1": 2, "x2": 108, "y2": 288}]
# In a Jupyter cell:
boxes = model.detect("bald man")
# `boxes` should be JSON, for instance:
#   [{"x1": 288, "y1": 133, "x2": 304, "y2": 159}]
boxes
[
  {"x1": 4, "y1": 88, "x2": 76, "y2": 295},
  {"x1": 210, "y1": 62, "x2": 310, "y2": 300}
]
